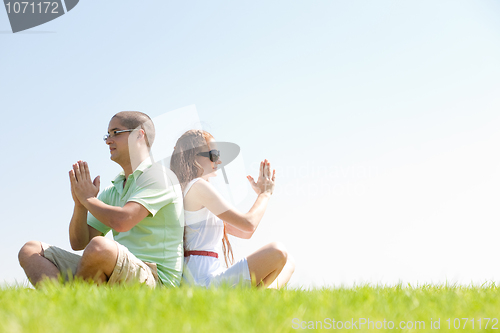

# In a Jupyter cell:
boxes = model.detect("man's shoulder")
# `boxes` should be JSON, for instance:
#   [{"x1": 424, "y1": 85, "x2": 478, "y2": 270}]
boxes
[{"x1": 135, "y1": 162, "x2": 181, "y2": 193}]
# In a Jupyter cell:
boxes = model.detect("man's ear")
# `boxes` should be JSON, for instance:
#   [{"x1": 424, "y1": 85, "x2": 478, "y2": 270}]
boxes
[{"x1": 138, "y1": 129, "x2": 149, "y2": 146}]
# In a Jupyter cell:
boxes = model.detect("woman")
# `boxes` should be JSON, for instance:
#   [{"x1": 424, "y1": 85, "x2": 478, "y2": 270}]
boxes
[{"x1": 170, "y1": 129, "x2": 295, "y2": 288}]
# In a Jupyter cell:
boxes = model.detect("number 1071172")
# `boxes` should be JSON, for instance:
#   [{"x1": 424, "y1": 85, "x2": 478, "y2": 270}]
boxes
[
  {"x1": 5, "y1": 2, "x2": 59, "y2": 14},
  {"x1": 446, "y1": 318, "x2": 498, "y2": 330}
]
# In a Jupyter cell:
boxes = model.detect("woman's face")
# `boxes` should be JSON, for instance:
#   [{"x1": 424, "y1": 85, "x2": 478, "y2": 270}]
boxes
[{"x1": 195, "y1": 138, "x2": 222, "y2": 180}]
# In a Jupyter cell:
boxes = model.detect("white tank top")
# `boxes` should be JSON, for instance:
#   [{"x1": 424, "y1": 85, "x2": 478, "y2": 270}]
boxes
[{"x1": 183, "y1": 178, "x2": 224, "y2": 252}]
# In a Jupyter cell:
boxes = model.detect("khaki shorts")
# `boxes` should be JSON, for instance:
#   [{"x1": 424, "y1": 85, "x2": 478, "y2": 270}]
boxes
[{"x1": 41, "y1": 241, "x2": 159, "y2": 288}]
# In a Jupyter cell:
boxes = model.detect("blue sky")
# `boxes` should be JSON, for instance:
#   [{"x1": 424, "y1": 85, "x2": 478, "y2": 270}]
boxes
[{"x1": 1, "y1": 1, "x2": 500, "y2": 287}]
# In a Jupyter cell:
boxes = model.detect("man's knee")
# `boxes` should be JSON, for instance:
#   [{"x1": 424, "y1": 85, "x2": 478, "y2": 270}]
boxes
[
  {"x1": 82, "y1": 237, "x2": 117, "y2": 263},
  {"x1": 18, "y1": 241, "x2": 43, "y2": 267}
]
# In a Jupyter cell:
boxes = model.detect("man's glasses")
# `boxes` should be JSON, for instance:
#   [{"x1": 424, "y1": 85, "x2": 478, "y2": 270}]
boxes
[
  {"x1": 197, "y1": 150, "x2": 220, "y2": 162},
  {"x1": 103, "y1": 129, "x2": 135, "y2": 142}
]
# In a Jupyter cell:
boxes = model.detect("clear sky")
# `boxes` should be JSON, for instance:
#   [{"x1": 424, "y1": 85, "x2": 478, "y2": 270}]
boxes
[{"x1": 1, "y1": 0, "x2": 500, "y2": 288}]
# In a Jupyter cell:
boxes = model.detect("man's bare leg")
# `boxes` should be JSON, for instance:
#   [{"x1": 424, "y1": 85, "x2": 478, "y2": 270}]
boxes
[
  {"x1": 18, "y1": 241, "x2": 60, "y2": 286},
  {"x1": 75, "y1": 236, "x2": 119, "y2": 284}
]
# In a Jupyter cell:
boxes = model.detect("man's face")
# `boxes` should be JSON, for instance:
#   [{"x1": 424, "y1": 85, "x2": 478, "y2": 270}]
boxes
[{"x1": 105, "y1": 117, "x2": 131, "y2": 164}]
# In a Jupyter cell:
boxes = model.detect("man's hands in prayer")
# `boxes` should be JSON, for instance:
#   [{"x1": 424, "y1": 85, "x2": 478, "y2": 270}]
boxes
[{"x1": 69, "y1": 160, "x2": 100, "y2": 206}]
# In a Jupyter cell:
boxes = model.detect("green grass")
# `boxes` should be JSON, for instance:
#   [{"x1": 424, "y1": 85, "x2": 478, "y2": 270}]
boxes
[{"x1": 1, "y1": 282, "x2": 500, "y2": 332}]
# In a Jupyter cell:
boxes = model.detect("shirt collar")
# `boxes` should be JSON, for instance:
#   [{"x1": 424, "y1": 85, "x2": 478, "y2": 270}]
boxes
[{"x1": 111, "y1": 157, "x2": 153, "y2": 185}]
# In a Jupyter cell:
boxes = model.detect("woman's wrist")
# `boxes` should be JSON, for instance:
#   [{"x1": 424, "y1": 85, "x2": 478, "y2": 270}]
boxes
[{"x1": 258, "y1": 191, "x2": 272, "y2": 198}]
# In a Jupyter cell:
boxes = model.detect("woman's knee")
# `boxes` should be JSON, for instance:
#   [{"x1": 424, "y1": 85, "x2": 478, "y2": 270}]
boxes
[
  {"x1": 286, "y1": 253, "x2": 296, "y2": 274},
  {"x1": 268, "y1": 241, "x2": 288, "y2": 265},
  {"x1": 18, "y1": 241, "x2": 42, "y2": 267}
]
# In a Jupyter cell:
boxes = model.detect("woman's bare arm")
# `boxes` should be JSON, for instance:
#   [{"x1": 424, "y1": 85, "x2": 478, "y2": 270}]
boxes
[{"x1": 184, "y1": 160, "x2": 275, "y2": 238}]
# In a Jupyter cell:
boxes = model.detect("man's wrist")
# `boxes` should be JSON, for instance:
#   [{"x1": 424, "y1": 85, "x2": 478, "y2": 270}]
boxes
[
  {"x1": 81, "y1": 196, "x2": 98, "y2": 211},
  {"x1": 74, "y1": 203, "x2": 88, "y2": 212}
]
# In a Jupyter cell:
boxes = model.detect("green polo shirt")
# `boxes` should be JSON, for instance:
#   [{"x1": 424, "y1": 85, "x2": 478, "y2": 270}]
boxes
[{"x1": 87, "y1": 158, "x2": 184, "y2": 287}]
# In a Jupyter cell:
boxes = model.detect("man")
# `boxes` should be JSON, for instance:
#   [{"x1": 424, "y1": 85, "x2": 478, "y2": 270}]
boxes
[{"x1": 18, "y1": 111, "x2": 184, "y2": 287}]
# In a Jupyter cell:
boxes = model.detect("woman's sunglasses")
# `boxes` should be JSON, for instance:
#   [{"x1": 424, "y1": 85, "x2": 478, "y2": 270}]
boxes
[{"x1": 197, "y1": 150, "x2": 220, "y2": 162}]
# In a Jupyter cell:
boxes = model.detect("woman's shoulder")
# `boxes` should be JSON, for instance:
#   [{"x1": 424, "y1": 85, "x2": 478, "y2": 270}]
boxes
[
  {"x1": 184, "y1": 178, "x2": 220, "y2": 212},
  {"x1": 184, "y1": 178, "x2": 232, "y2": 215},
  {"x1": 187, "y1": 178, "x2": 216, "y2": 194},
  {"x1": 184, "y1": 178, "x2": 217, "y2": 203},
  {"x1": 184, "y1": 177, "x2": 205, "y2": 196}
]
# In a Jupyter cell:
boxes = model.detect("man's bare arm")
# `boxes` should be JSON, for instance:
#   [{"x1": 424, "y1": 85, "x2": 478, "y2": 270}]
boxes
[
  {"x1": 69, "y1": 205, "x2": 102, "y2": 250},
  {"x1": 82, "y1": 199, "x2": 149, "y2": 233}
]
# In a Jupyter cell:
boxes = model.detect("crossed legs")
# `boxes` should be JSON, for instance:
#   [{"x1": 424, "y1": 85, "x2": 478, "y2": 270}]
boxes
[
  {"x1": 18, "y1": 236, "x2": 119, "y2": 287},
  {"x1": 19, "y1": 238, "x2": 296, "y2": 288}
]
